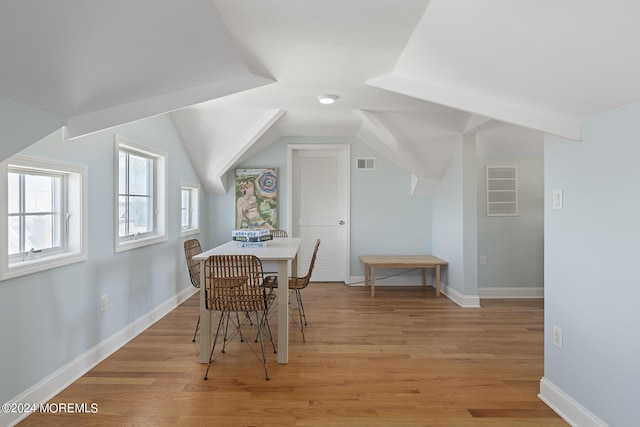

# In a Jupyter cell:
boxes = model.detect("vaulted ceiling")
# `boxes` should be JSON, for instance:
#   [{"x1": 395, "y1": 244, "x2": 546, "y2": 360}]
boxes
[{"x1": 3, "y1": 1, "x2": 639, "y2": 194}]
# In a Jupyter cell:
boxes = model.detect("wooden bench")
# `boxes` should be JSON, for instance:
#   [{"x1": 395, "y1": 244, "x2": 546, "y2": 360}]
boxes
[{"x1": 359, "y1": 255, "x2": 448, "y2": 297}]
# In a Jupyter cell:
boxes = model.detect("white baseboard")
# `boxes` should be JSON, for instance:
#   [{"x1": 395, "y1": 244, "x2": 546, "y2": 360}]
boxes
[
  {"x1": 1, "y1": 286, "x2": 198, "y2": 427},
  {"x1": 440, "y1": 283, "x2": 481, "y2": 308},
  {"x1": 538, "y1": 377, "x2": 608, "y2": 427},
  {"x1": 478, "y1": 286, "x2": 544, "y2": 299}
]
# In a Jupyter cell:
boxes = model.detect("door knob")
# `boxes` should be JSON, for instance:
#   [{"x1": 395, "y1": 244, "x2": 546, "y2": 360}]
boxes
[{"x1": 338, "y1": 220, "x2": 345, "y2": 225}]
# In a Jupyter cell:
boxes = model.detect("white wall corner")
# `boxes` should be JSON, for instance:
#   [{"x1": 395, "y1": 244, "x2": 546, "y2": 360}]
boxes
[
  {"x1": 0, "y1": 286, "x2": 198, "y2": 427},
  {"x1": 410, "y1": 174, "x2": 438, "y2": 196},
  {"x1": 440, "y1": 282, "x2": 481, "y2": 308},
  {"x1": 463, "y1": 114, "x2": 494, "y2": 134},
  {"x1": 355, "y1": 109, "x2": 432, "y2": 195},
  {"x1": 539, "y1": 377, "x2": 609, "y2": 427}
]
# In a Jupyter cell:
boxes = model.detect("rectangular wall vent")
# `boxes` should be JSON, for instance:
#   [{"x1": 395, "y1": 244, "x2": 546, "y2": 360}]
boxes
[
  {"x1": 486, "y1": 166, "x2": 518, "y2": 216},
  {"x1": 356, "y1": 157, "x2": 376, "y2": 170}
]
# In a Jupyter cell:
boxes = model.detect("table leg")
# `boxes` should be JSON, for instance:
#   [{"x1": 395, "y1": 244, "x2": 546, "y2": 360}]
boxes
[
  {"x1": 277, "y1": 259, "x2": 289, "y2": 364},
  {"x1": 422, "y1": 268, "x2": 427, "y2": 287},
  {"x1": 370, "y1": 265, "x2": 376, "y2": 297},
  {"x1": 199, "y1": 260, "x2": 209, "y2": 363},
  {"x1": 364, "y1": 263, "x2": 369, "y2": 287},
  {"x1": 435, "y1": 265, "x2": 441, "y2": 297}
]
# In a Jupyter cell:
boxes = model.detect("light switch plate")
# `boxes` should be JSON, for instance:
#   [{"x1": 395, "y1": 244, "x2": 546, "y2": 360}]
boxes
[{"x1": 553, "y1": 190, "x2": 563, "y2": 210}]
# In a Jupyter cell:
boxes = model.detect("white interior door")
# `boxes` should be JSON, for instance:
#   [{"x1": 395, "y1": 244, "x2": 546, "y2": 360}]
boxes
[{"x1": 289, "y1": 145, "x2": 350, "y2": 282}]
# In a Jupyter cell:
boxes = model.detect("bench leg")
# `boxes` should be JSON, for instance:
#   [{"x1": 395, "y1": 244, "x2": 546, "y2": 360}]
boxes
[
  {"x1": 364, "y1": 263, "x2": 369, "y2": 287},
  {"x1": 435, "y1": 265, "x2": 441, "y2": 297},
  {"x1": 370, "y1": 265, "x2": 376, "y2": 297}
]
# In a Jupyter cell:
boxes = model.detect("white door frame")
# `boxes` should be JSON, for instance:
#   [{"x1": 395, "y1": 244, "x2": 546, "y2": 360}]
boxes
[{"x1": 287, "y1": 144, "x2": 350, "y2": 283}]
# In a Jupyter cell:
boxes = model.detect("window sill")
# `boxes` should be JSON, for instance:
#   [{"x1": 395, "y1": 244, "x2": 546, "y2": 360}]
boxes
[
  {"x1": 180, "y1": 228, "x2": 200, "y2": 238},
  {"x1": 1, "y1": 251, "x2": 87, "y2": 281},
  {"x1": 115, "y1": 234, "x2": 168, "y2": 253}
]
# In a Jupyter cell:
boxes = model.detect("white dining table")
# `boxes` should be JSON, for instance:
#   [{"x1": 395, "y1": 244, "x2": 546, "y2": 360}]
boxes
[{"x1": 192, "y1": 237, "x2": 302, "y2": 364}]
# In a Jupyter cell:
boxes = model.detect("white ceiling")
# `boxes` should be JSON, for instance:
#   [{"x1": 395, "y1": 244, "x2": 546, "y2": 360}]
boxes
[{"x1": 2, "y1": 0, "x2": 639, "y2": 194}]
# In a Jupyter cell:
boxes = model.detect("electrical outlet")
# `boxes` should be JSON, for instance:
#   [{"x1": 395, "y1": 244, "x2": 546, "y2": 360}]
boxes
[
  {"x1": 479, "y1": 255, "x2": 487, "y2": 266},
  {"x1": 553, "y1": 325, "x2": 563, "y2": 349},
  {"x1": 101, "y1": 295, "x2": 108, "y2": 312}
]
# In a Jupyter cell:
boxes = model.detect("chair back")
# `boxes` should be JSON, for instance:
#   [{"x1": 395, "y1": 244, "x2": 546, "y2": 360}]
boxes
[
  {"x1": 204, "y1": 255, "x2": 266, "y2": 313},
  {"x1": 304, "y1": 239, "x2": 321, "y2": 280},
  {"x1": 292, "y1": 239, "x2": 320, "y2": 289},
  {"x1": 271, "y1": 229, "x2": 288, "y2": 238},
  {"x1": 184, "y1": 239, "x2": 202, "y2": 288}
]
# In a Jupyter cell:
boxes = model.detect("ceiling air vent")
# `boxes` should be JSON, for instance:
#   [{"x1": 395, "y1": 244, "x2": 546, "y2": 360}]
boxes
[{"x1": 356, "y1": 157, "x2": 376, "y2": 170}]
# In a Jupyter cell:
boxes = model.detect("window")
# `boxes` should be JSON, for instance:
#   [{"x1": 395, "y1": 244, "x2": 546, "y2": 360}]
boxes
[
  {"x1": 486, "y1": 166, "x2": 518, "y2": 216},
  {"x1": 180, "y1": 182, "x2": 200, "y2": 237},
  {"x1": 1, "y1": 155, "x2": 87, "y2": 280},
  {"x1": 115, "y1": 135, "x2": 167, "y2": 252}
]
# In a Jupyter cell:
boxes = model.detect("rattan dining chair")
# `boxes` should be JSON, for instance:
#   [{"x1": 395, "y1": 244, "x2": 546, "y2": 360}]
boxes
[
  {"x1": 262, "y1": 239, "x2": 320, "y2": 343},
  {"x1": 183, "y1": 239, "x2": 203, "y2": 342},
  {"x1": 262, "y1": 229, "x2": 288, "y2": 275},
  {"x1": 203, "y1": 254, "x2": 276, "y2": 381}
]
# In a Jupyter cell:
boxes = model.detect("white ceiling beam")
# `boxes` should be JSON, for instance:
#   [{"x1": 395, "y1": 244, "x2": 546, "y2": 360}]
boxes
[
  {"x1": 355, "y1": 109, "x2": 434, "y2": 195},
  {"x1": 63, "y1": 73, "x2": 275, "y2": 140},
  {"x1": 204, "y1": 109, "x2": 285, "y2": 195},
  {"x1": 172, "y1": 107, "x2": 285, "y2": 195},
  {"x1": 463, "y1": 114, "x2": 495, "y2": 134},
  {"x1": 367, "y1": 74, "x2": 582, "y2": 141},
  {"x1": 213, "y1": 109, "x2": 286, "y2": 179}
]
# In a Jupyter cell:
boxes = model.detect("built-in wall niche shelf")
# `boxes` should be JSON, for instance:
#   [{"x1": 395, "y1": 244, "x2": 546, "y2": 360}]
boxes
[
  {"x1": 356, "y1": 157, "x2": 376, "y2": 170},
  {"x1": 486, "y1": 166, "x2": 518, "y2": 216}
]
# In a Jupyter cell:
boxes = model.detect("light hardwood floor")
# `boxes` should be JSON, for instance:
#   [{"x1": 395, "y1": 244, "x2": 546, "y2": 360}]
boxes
[{"x1": 19, "y1": 283, "x2": 566, "y2": 426}]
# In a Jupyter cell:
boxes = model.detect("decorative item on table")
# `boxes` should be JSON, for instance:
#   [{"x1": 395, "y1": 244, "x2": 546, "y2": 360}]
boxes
[{"x1": 232, "y1": 229, "x2": 273, "y2": 247}]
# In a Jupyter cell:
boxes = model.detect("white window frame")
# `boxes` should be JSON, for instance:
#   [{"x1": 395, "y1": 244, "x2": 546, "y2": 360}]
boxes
[
  {"x1": 180, "y1": 182, "x2": 200, "y2": 237},
  {"x1": 115, "y1": 135, "x2": 167, "y2": 252},
  {"x1": 1, "y1": 155, "x2": 88, "y2": 281}
]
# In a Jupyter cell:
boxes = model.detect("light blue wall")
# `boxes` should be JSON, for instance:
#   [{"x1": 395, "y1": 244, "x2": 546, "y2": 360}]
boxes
[
  {"x1": 432, "y1": 141, "x2": 465, "y2": 293},
  {"x1": 461, "y1": 135, "x2": 478, "y2": 296},
  {"x1": 0, "y1": 114, "x2": 205, "y2": 404},
  {"x1": 545, "y1": 101, "x2": 640, "y2": 425},
  {"x1": 206, "y1": 136, "x2": 433, "y2": 280},
  {"x1": 0, "y1": 96, "x2": 66, "y2": 161},
  {"x1": 477, "y1": 156, "x2": 544, "y2": 289},
  {"x1": 350, "y1": 138, "x2": 432, "y2": 276},
  {"x1": 432, "y1": 136, "x2": 480, "y2": 301}
]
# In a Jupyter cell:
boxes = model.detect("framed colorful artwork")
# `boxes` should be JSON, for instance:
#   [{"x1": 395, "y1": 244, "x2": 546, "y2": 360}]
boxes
[{"x1": 235, "y1": 168, "x2": 278, "y2": 230}]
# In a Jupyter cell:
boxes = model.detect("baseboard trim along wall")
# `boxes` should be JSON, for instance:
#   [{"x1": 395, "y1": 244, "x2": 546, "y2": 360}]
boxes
[
  {"x1": 538, "y1": 377, "x2": 609, "y2": 427},
  {"x1": 478, "y1": 286, "x2": 544, "y2": 299},
  {"x1": 1, "y1": 286, "x2": 198, "y2": 427},
  {"x1": 440, "y1": 283, "x2": 481, "y2": 308}
]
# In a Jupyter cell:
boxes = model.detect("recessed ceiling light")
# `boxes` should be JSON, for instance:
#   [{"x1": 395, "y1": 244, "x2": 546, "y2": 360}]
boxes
[{"x1": 317, "y1": 94, "x2": 338, "y2": 105}]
